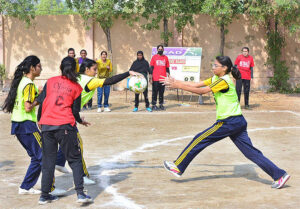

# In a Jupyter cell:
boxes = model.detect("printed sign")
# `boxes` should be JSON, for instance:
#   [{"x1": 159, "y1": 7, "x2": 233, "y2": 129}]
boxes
[{"x1": 151, "y1": 47, "x2": 202, "y2": 82}]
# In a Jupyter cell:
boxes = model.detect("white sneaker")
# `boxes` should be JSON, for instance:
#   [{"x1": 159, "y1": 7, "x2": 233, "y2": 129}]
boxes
[
  {"x1": 84, "y1": 176, "x2": 96, "y2": 185},
  {"x1": 97, "y1": 108, "x2": 102, "y2": 113},
  {"x1": 104, "y1": 107, "x2": 111, "y2": 112},
  {"x1": 50, "y1": 188, "x2": 67, "y2": 196},
  {"x1": 19, "y1": 187, "x2": 41, "y2": 195},
  {"x1": 55, "y1": 165, "x2": 69, "y2": 174}
]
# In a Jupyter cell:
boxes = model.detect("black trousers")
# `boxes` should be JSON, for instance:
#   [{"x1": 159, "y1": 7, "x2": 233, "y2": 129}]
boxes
[
  {"x1": 236, "y1": 79, "x2": 250, "y2": 106},
  {"x1": 152, "y1": 81, "x2": 165, "y2": 105},
  {"x1": 84, "y1": 98, "x2": 92, "y2": 108},
  {"x1": 41, "y1": 129, "x2": 84, "y2": 197},
  {"x1": 135, "y1": 87, "x2": 150, "y2": 108}
]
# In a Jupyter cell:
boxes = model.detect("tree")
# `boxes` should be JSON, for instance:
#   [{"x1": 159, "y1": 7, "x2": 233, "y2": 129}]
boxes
[
  {"x1": 131, "y1": 0, "x2": 179, "y2": 46},
  {"x1": 66, "y1": 0, "x2": 121, "y2": 60},
  {"x1": 35, "y1": 0, "x2": 71, "y2": 15},
  {"x1": 201, "y1": 0, "x2": 243, "y2": 56},
  {"x1": 0, "y1": 0, "x2": 37, "y2": 26},
  {"x1": 246, "y1": 0, "x2": 300, "y2": 92}
]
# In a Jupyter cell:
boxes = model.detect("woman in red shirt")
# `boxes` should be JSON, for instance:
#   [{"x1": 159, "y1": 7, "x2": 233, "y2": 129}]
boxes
[{"x1": 234, "y1": 47, "x2": 254, "y2": 109}]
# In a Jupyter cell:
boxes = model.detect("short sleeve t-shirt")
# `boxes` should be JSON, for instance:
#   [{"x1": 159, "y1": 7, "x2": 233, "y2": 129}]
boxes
[
  {"x1": 234, "y1": 55, "x2": 254, "y2": 80},
  {"x1": 203, "y1": 77, "x2": 229, "y2": 93},
  {"x1": 150, "y1": 54, "x2": 170, "y2": 81}
]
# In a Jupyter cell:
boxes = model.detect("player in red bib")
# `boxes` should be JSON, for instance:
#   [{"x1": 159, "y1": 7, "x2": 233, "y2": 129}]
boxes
[
  {"x1": 37, "y1": 57, "x2": 92, "y2": 204},
  {"x1": 234, "y1": 47, "x2": 254, "y2": 109}
]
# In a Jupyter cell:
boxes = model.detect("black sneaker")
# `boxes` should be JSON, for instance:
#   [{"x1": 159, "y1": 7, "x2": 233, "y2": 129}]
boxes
[
  {"x1": 77, "y1": 193, "x2": 93, "y2": 203},
  {"x1": 38, "y1": 194, "x2": 58, "y2": 205},
  {"x1": 152, "y1": 105, "x2": 159, "y2": 111},
  {"x1": 159, "y1": 104, "x2": 165, "y2": 110},
  {"x1": 245, "y1": 105, "x2": 250, "y2": 109}
]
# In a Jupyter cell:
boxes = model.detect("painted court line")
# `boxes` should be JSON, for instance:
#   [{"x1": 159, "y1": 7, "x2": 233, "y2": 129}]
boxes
[
  {"x1": 80, "y1": 110, "x2": 300, "y2": 117},
  {"x1": 95, "y1": 125, "x2": 300, "y2": 208}
]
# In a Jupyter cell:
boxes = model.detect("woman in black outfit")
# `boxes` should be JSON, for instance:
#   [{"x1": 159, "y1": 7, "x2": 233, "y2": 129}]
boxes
[{"x1": 129, "y1": 51, "x2": 152, "y2": 112}]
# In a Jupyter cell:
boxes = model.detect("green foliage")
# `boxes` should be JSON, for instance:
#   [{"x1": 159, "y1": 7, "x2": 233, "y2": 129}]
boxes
[
  {"x1": 247, "y1": 0, "x2": 300, "y2": 93},
  {"x1": 0, "y1": 0, "x2": 37, "y2": 26},
  {"x1": 0, "y1": 64, "x2": 6, "y2": 80},
  {"x1": 201, "y1": 0, "x2": 243, "y2": 27},
  {"x1": 66, "y1": 0, "x2": 119, "y2": 30},
  {"x1": 35, "y1": 0, "x2": 75, "y2": 15},
  {"x1": 266, "y1": 31, "x2": 291, "y2": 93},
  {"x1": 174, "y1": 0, "x2": 203, "y2": 33}
]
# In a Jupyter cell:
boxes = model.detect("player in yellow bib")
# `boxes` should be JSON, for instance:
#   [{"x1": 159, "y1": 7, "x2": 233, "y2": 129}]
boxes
[{"x1": 160, "y1": 56, "x2": 290, "y2": 189}]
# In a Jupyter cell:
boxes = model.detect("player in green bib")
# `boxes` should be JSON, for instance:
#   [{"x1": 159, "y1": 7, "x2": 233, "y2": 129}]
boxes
[
  {"x1": 78, "y1": 58, "x2": 141, "y2": 107},
  {"x1": 2, "y1": 56, "x2": 67, "y2": 196},
  {"x1": 161, "y1": 56, "x2": 290, "y2": 189}
]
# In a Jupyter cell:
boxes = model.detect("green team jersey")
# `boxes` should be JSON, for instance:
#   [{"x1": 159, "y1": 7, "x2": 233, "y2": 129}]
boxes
[
  {"x1": 78, "y1": 74, "x2": 95, "y2": 108},
  {"x1": 11, "y1": 77, "x2": 38, "y2": 122},
  {"x1": 212, "y1": 74, "x2": 242, "y2": 120}
]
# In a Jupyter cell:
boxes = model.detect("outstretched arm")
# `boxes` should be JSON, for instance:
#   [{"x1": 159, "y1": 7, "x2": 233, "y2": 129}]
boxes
[{"x1": 160, "y1": 76, "x2": 211, "y2": 95}]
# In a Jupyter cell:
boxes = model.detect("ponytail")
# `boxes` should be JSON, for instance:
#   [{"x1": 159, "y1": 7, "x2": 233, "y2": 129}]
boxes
[
  {"x1": 2, "y1": 56, "x2": 40, "y2": 113},
  {"x1": 60, "y1": 57, "x2": 78, "y2": 82},
  {"x1": 216, "y1": 56, "x2": 241, "y2": 80},
  {"x1": 231, "y1": 65, "x2": 241, "y2": 80}
]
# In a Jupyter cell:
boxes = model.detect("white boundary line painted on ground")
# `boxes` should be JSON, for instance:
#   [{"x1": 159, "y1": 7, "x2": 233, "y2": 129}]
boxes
[
  {"x1": 79, "y1": 110, "x2": 300, "y2": 116},
  {"x1": 95, "y1": 125, "x2": 300, "y2": 208}
]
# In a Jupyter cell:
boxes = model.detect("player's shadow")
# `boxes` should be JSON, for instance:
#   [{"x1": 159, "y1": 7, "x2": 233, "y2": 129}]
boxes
[
  {"x1": 0, "y1": 160, "x2": 15, "y2": 171},
  {"x1": 171, "y1": 164, "x2": 273, "y2": 185},
  {"x1": 110, "y1": 105, "x2": 131, "y2": 111},
  {"x1": 53, "y1": 160, "x2": 159, "y2": 203}
]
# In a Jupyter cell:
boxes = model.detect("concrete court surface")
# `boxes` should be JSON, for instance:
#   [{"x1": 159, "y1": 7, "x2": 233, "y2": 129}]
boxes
[{"x1": 0, "y1": 91, "x2": 300, "y2": 209}]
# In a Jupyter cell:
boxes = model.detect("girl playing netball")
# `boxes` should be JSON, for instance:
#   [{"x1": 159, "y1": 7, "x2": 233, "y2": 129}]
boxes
[{"x1": 160, "y1": 56, "x2": 290, "y2": 189}]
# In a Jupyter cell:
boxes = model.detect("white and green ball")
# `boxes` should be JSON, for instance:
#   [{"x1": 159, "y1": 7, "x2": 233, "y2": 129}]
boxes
[{"x1": 128, "y1": 76, "x2": 147, "y2": 94}]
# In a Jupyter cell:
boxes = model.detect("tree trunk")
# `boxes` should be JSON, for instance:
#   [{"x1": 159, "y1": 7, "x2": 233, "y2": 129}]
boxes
[
  {"x1": 102, "y1": 27, "x2": 113, "y2": 62},
  {"x1": 163, "y1": 17, "x2": 168, "y2": 47},
  {"x1": 220, "y1": 23, "x2": 225, "y2": 56}
]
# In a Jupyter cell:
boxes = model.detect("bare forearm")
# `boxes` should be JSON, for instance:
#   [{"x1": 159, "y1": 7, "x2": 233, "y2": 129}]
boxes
[
  {"x1": 182, "y1": 81, "x2": 206, "y2": 88},
  {"x1": 176, "y1": 82, "x2": 210, "y2": 95}
]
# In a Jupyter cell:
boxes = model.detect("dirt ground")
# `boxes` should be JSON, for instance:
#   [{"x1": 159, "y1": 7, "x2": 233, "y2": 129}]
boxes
[{"x1": 0, "y1": 90, "x2": 300, "y2": 209}]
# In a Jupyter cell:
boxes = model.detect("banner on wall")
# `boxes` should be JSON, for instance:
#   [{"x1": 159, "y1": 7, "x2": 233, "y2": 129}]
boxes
[{"x1": 151, "y1": 47, "x2": 202, "y2": 82}]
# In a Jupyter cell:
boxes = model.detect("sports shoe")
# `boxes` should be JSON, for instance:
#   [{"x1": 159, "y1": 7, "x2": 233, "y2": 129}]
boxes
[
  {"x1": 84, "y1": 176, "x2": 96, "y2": 185},
  {"x1": 50, "y1": 188, "x2": 67, "y2": 196},
  {"x1": 38, "y1": 194, "x2": 58, "y2": 205},
  {"x1": 77, "y1": 193, "x2": 93, "y2": 203},
  {"x1": 146, "y1": 107, "x2": 152, "y2": 112},
  {"x1": 159, "y1": 104, "x2": 165, "y2": 110},
  {"x1": 271, "y1": 173, "x2": 290, "y2": 189},
  {"x1": 152, "y1": 105, "x2": 159, "y2": 111},
  {"x1": 245, "y1": 105, "x2": 250, "y2": 109},
  {"x1": 104, "y1": 107, "x2": 111, "y2": 112},
  {"x1": 97, "y1": 108, "x2": 102, "y2": 113},
  {"x1": 133, "y1": 107, "x2": 138, "y2": 112},
  {"x1": 19, "y1": 187, "x2": 41, "y2": 195},
  {"x1": 55, "y1": 165, "x2": 69, "y2": 173},
  {"x1": 163, "y1": 161, "x2": 182, "y2": 177}
]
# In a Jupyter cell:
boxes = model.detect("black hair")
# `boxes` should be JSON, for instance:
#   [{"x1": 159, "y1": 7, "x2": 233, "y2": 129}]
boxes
[
  {"x1": 80, "y1": 49, "x2": 87, "y2": 54},
  {"x1": 2, "y1": 55, "x2": 40, "y2": 113},
  {"x1": 242, "y1": 47, "x2": 249, "y2": 52},
  {"x1": 157, "y1": 45, "x2": 164, "y2": 50},
  {"x1": 101, "y1": 51, "x2": 107, "y2": 56},
  {"x1": 216, "y1": 56, "x2": 241, "y2": 80},
  {"x1": 79, "y1": 58, "x2": 97, "y2": 74},
  {"x1": 68, "y1": 48, "x2": 75, "y2": 53},
  {"x1": 60, "y1": 57, "x2": 78, "y2": 82},
  {"x1": 137, "y1": 51, "x2": 144, "y2": 60}
]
